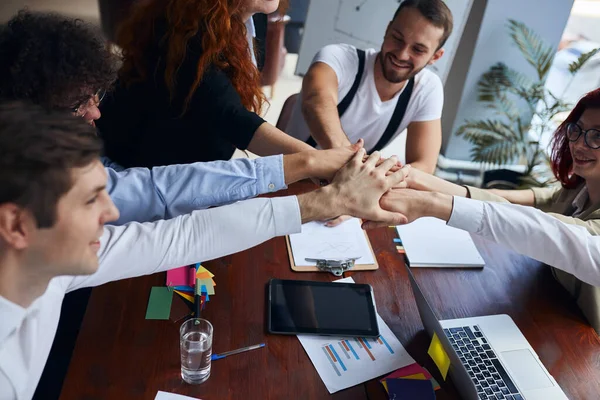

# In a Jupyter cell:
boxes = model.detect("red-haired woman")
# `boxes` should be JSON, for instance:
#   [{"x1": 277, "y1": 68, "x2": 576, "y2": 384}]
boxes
[
  {"x1": 96, "y1": 0, "x2": 312, "y2": 168},
  {"x1": 398, "y1": 88, "x2": 600, "y2": 331}
]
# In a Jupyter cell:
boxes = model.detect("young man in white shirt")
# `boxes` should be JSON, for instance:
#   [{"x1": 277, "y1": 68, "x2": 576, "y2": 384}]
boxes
[
  {"x1": 286, "y1": 0, "x2": 453, "y2": 174},
  {"x1": 362, "y1": 188, "x2": 600, "y2": 287},
  {"x1": 0, "y1": 101, "x2": 409, "y2": 400}
]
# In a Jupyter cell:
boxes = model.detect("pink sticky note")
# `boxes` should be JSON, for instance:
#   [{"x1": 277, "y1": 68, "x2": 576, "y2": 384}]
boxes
[
  {"x1": 380, "y1": 363, "x2": 433, "y2": 382},
  {"x1": 166, "y1": 266, "x2": 189, "y2": 287},
  {"x1": 189, "y1": 268, "x2": 196, "y2": 287}
]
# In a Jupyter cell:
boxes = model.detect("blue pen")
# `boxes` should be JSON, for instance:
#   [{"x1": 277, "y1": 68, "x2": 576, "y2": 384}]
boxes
[{"x1": 211, "y1": 343, "x2": 265, "y2": 361}]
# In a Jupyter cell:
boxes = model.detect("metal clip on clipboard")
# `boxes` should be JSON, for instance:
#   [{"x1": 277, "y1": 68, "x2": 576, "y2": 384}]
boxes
[{"x1": 304, "y1": 257, "x2": 361, "y2": 276}]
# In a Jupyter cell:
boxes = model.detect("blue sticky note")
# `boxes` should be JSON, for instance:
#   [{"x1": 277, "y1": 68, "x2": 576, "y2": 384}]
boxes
[
  {"x1": 393, "y1": 238, "x2": 403, "y2": 244},
  {"x1": 386, "y1": 378, "x2": 435, "y2": 400},
  {"x1": 173, "y1": 285, "x2": 194, "y2": 292}
]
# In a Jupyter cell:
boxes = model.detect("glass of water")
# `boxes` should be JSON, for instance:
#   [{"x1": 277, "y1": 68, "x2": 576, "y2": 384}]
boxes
[{"x1": 180, "y1": 318, "x2": 213, "y2": 384}]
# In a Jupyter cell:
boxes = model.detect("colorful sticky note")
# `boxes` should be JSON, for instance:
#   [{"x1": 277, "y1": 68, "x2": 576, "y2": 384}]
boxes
[
  {"x1": 387, "y1": 378, "x2": 435, "y2": 399},
  {"x1": 145, "y1": 287, "x2": 173, "y2": 320},
  {"x1": 428, "y1": 333, "x2": 451, "y2": 380},
  {"x1": 393, "y1": 238, "x2": 403, "y2": 244},
  {"x1": 174, "y1": 290, "x2": 194, "y2": 303},
  {"x1": 402, "y1": 373, "x2": 427, "y2": 380},
  {"x1": 170, "y1": 292, "x2": 192, "y2": 322},
  {"x1": 197, "y1": 279, "x2": 215, "y2": 295},
  {"x1": 166, "y1": 266, "x2": 189, "y2": 287},
  {"x1": 196, "y1": 266, "x2": 214, "y2": 279},
  {"x1": 189, "y1": 268, "x2": 196, "y2": 287},
  {"x1": 173, "y1": 285, "x2": 194, "y2": 293},
  {"x1": 381, "y1": 363, "x2": 432, "y2": 381},
  {"x1": 381, "y1": 373, "x2": 427, "y2": 392}
]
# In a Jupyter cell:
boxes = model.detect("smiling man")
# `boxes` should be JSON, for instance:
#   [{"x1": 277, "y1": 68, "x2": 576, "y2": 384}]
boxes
[
  {"x1": 286, "y1": 0, "x2": 452, "y2": 174},
  {"x1": 0, "y1": 101, "x2": 410, "y2": 400}
]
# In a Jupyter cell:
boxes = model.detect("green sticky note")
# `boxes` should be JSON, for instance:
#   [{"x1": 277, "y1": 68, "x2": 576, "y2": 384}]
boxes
[
  {"x1": 198, "y1": 279, "x2": 215, "y2": 295},
  {"x1": 145, "y1": 287, "x2": 173, "y2": 320}
]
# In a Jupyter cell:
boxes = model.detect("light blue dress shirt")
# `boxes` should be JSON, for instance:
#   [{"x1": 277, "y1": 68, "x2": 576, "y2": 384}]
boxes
[{"x1": 102, "y1": 155, "x2": 287, "y2": 225}]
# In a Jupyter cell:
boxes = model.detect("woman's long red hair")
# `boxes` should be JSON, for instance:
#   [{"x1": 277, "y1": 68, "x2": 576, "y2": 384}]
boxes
[
  {"x1": 551, "y1": 88, "x2": 600, "y2": 188},
  {"x1": 116, "y1": 0, "x2": 266, "y2": 114}
]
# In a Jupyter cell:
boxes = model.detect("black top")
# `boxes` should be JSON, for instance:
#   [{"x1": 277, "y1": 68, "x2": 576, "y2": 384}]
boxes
[{"x1": 97, "y1": 24, "x2": 265, "y2": 168}]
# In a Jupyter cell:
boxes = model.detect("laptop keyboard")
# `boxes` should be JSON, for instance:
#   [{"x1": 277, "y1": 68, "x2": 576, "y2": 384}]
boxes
[{"x1": 443, "y1": 325, "x2": 524, "y2": 400}]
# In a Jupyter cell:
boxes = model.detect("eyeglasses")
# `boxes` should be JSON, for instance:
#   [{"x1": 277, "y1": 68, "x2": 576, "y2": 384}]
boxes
[
  {"x1": 566, "y1": 122, "x2": 600, "y2": 149},
  {"x1": 71, "y1": 89, "x2": 106, "y2": 117}
]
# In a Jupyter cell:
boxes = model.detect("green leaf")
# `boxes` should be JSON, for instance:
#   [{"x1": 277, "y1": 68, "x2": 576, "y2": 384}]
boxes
[
  {"x1": 456, "y1": 119, "x2": 520, "y2": 142},
  {"x1": 469, "y1": 136, "x2": 521, "y2": 165},
  {"x1": 568, "y1": 48, "x2": 600, "y2": 74},
  {"x1": 507, "y1": 20, "x2": 554, "y2": 80}
]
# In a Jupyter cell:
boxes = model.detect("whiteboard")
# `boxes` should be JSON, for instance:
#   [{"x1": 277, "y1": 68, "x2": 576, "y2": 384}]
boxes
[{"x1": 296, "y1": 0, "x2": 474, "y2": 84}]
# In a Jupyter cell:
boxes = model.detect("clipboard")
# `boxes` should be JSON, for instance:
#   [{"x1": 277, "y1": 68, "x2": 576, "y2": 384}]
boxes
[{"x1": 285, "y1": 229, "x2": 379, "y2": 275}]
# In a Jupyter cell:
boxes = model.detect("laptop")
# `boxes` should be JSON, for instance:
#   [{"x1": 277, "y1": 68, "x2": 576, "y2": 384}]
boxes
[{"x1": 406, "y1": 266, "x2": 567, "y2": 400}]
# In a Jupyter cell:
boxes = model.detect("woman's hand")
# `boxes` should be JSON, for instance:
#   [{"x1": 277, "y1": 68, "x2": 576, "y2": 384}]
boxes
[{"x1": 306, "y1": 139, "x2": 364, "y2": 182}]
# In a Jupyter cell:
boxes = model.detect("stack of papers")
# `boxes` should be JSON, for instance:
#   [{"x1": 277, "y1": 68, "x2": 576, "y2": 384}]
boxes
[
  {"x1": 297, "y1": 277, "x2": 415, "y2": 393},
  {"x1": 288, "y1": 218, "x2": 375, "y2": 266},
  {"x1": 396, "y1": 217, "x2": 485, "y2": 268},
  {"x1": 155, "y1": 391, "x2": 201, "y2": 400}
]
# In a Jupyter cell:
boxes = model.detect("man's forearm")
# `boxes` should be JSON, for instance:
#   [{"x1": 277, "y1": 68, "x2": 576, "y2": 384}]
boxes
[
  {"x1": 297, "y1": 186, "x2": 340, "y2": 223},
  {"x1": 301, "y1": 94, "x2": 351, "y2": 149}
]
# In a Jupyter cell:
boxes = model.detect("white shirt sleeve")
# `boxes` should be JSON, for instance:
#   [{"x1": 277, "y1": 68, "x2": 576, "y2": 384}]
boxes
[
  {"x1": 410, "y1": 71, "x2": 444, "y2": 122},
  {"x1": 447, "y1": 196, "x2": 600, "y2": 286},
  {"x1": 312, "y1": 44, "x2": 358, "y2": 100},
  {"x1": 66, "y1": 196, "x2": 301, "y2": 292}
]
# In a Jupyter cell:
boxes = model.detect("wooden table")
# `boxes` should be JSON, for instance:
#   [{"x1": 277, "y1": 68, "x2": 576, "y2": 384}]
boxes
[{"x1": 59, "y1": 184, "x2": 600, "y2": 400}]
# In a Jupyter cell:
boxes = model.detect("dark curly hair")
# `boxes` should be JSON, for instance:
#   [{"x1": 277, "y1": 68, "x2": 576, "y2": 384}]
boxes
[{"x1": 0, "y1": 10, "x2": 119, "y2": 110}]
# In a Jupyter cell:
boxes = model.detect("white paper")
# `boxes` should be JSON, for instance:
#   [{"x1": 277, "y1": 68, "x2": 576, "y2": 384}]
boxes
[
  {"x1": 297, "y1": 277, "x2": 415, "y2": 393},
  {"x1": 288, "y1": 218, "x2": 374, "y2": 266},
  {"x1": 155, "y1": 391, "x2": 201, "y2": 400},
  {"x1": 396, "y1": 217, "x2": 485, "y2": 267}
]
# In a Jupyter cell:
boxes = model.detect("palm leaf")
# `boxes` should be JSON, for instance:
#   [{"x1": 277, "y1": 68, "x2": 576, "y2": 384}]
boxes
[
  {"x1": 456, "y1": 119, "x2": 520, "y2": 142},
  {"x1": 487, "y1": 92, "x2": 521, "y2": 122},
  {"x1": 568, "y1": 48, "x2": 600, "y2": 74},
  {"x1": 478, "y1": 63, "x2": 533, "y2": 102},
  {"x1": 508, "y1": 20, "x2": 554, "y2": 80},
  {"x1": 470, "y1": 136, "x2": 522, "y2": 165}
]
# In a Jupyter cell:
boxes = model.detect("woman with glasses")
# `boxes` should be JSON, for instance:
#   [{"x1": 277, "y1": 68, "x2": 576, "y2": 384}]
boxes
[{"x1": 394, "y1": 88, "x2": 600, "y2": 331}]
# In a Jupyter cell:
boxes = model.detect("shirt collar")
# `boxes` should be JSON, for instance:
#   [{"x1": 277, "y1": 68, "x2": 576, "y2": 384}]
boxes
[
  {"x1": 571, "y1": 186, "x2": 589, "y2": 217},
  {"x1": 245, "y1": 17, "x2": 256, "y2": 38},
  {"x1": 0, "y1": 295, "x2": 28, "y2": 344}
]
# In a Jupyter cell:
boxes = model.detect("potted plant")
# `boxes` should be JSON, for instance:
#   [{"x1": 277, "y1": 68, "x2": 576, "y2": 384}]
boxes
[{"x1": 456, "y1": 20, "x2": 599, "y2": 188}]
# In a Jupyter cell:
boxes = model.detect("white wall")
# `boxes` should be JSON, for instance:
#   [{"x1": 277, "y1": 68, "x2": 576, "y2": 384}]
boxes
[{"x1": 443, "y1": 0, "x2": 575, "y2": 160}]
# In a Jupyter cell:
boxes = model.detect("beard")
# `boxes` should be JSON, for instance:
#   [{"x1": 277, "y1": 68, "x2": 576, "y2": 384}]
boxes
[{"x1": 378, "y1": 52, "x2": 428, "y2": 83}]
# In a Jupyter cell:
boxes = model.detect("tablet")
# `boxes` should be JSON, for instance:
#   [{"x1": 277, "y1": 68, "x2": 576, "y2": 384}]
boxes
[{"x1": 267, "y1": 279, "x2": 379, "y2": 337}]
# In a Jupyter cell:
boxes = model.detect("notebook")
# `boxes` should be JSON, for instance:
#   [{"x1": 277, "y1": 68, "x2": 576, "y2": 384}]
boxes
[{"x1": 395, "y1": 217, "x2": 485, "y2": 268}]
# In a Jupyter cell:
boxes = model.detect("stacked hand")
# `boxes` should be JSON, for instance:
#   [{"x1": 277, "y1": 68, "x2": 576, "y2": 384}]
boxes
[
  {"x1": 299, "y1": 148, "x2": 411, "y2": 225},
  {"x1": 323, "y1": 149, "x2": 411, "y2": 225}
]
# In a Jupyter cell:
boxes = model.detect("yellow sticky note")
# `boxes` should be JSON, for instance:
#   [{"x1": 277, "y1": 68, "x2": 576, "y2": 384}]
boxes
[
  {"x1": 174, "y1": 290, "x2": 194, "y2": 303},
  {"x1": 196, "y1": 266, "x2": 214, "y2": 278},
  {"x1": 428, "y1": 333, "x2": 451, "y2": 380},
  {"x1": 403, "y1": 373, "x2": 427, "y2": 380},
  {"x1": 196, "y1": 271, "x2": 214, "y2": 279}
]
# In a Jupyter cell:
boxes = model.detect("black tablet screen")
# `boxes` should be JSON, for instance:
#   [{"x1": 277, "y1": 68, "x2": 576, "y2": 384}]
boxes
[{"x1": 268, "y1": 279, "x2": 379, "y2": 337}]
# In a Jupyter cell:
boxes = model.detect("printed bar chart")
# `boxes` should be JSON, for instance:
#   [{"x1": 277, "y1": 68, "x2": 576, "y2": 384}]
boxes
[{"x1": 322, "y1": 335, "x2": 396, "y2": 375}]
